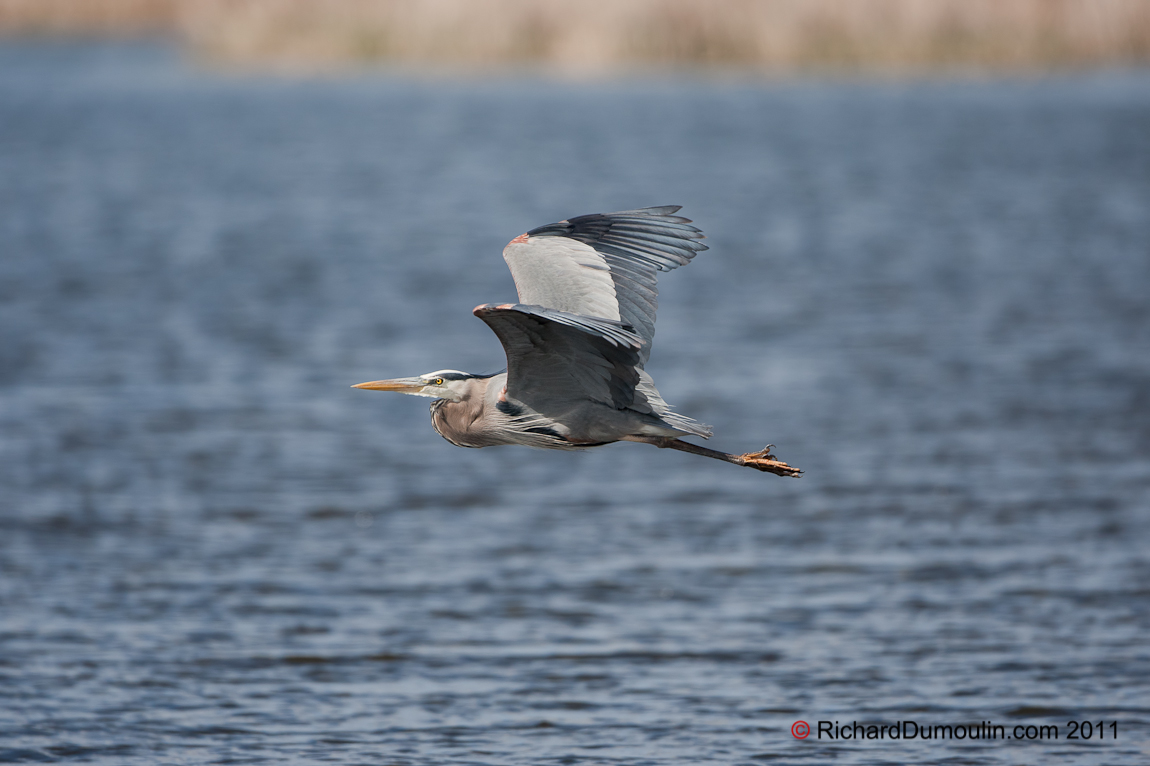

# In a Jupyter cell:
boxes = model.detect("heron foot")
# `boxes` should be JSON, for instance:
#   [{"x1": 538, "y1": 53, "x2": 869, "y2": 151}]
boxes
[{"x1": 735, "y1": 445, "x2": 802, "y2": 477}]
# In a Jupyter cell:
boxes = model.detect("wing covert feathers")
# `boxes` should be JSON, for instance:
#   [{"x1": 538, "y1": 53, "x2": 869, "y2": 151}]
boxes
[
  {"x1": 473, "y1": 303, "x2": 711, "y2": 439},
  {"x1": 473, "y1": 303, "x2": 644, "y2": 410}
]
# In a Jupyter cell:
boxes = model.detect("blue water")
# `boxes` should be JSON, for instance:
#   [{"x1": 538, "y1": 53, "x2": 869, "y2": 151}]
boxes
[{"x1": 1, "y1": 42, "x2": 1149, "y2": 764}]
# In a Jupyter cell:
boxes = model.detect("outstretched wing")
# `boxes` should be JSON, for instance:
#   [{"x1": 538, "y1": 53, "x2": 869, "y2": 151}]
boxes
[
  {"x1": 501, "y1": 206, "x2": 707, "y2": 366},
  {"x1": 473, "y1": 303, "x2": 649, "y2": 412}
]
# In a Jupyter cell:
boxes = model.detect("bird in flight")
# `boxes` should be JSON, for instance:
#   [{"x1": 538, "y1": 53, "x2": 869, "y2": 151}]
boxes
[{"x1": 354, "y1": 206, "x2": 800, "y2": 476}]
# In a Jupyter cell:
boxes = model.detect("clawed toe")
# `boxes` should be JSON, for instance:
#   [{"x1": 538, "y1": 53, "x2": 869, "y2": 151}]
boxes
[{"x1": 736, "y1": 445, "x2": 802, "y2": 477}]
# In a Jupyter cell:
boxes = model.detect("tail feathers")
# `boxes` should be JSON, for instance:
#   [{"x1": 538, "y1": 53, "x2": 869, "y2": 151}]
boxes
[
  {"x1": 660, "y1": 410, "x2": 713, "y2": 439},
  {"x1": 635, "y1": 369, "x2": 712, "y2": 439}
]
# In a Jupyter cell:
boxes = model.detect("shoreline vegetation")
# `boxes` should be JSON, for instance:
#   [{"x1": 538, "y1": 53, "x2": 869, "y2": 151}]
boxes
[{"x1": 2, "y1": 0, "x2": 1149, "y2": 73}]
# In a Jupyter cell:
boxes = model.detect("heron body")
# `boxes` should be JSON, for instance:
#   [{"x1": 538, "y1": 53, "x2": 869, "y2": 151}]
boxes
[{"x1": 355, "y1": 207, "x2": 800, "y2": 476}]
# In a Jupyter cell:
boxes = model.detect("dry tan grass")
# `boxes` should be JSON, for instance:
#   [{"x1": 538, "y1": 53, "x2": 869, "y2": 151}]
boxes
[
  {"x1": 0, "y1": 0, "x2": 178, "y2": 34},
  {"x1": 4, "y1": 0, "x2": 1150, "y2": 71}
]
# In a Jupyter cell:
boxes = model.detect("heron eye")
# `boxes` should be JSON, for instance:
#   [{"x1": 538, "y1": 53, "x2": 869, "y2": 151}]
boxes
[{"x1": 434, "y1": 378, "x2": 444, "y2": 386}]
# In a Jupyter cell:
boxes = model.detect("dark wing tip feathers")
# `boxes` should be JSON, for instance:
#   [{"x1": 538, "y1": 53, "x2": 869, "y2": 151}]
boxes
[{"x1": 526, "y1": 205, "x2": 708, "y2": 273}]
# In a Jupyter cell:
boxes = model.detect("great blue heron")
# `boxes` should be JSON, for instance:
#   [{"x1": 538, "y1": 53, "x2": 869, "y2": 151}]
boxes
[{"x1": 354, "y1": 206, "x2": 800, "y2": 476}]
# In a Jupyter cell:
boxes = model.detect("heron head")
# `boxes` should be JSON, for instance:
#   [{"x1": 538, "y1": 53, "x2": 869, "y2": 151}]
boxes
[{"x1": 352, "y1": 369, "x2": 472, "y2": 402}]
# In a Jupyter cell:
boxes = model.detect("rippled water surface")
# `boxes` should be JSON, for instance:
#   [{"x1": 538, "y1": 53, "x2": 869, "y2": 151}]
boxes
[{"x1": 2, "y1": 43, "x2": 1149, "y2": 764}]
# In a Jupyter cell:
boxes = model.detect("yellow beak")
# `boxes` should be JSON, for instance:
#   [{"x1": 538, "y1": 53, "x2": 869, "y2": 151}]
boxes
[{"x1": 351, "y1": 377, "x2": 425, "y2": 393}]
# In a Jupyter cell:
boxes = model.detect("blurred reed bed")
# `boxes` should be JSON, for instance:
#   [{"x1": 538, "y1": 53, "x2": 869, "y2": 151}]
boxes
[
  {"x1": 4, "y1": 0, "x2": 1150, "y2": 71},
  {"x1": 0, "y1": 0, "x2": 178, "y2": 34}
]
